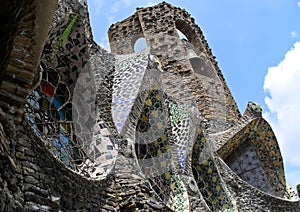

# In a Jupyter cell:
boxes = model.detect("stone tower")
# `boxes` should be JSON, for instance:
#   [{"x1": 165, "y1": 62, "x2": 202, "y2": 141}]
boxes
[{"x1": 108, "y1": 2, "x2": 241, "y2": 134}]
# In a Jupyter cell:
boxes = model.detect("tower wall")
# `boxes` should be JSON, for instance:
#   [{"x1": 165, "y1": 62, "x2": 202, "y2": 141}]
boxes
[{"x1": 108, "y1": 13, "x2": 143, "y2": 54}]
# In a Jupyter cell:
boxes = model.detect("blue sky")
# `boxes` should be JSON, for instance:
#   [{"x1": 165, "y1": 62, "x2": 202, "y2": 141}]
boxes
[{"x1": 86, "y1": 0, "x2": 300, "y2": 191}]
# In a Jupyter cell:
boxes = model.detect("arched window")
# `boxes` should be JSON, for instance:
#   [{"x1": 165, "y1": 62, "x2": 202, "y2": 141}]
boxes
[
  {"x1": 176, "y1": 28, "x2": 188, "y2": 40},
  {"x1": 176, "y1": 22, "x2": 203, "y2": 75},
  {"x1": 175, "y1": 19, "x2": 216, "y2": 78},
  {"x1": 175, "y1": 19, "x2": 198, "y2": 46},
  {"x1": 133, "y1": 37, "x2": 147, "y2": 52}
]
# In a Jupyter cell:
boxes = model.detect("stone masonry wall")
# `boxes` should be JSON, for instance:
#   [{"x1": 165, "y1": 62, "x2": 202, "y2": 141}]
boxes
[
  {"x1": 109, "y1": 13, "x2": 143, "y2": 55},
  {"x1": 0, "y1": 0, "x2": 36, "y2": 124},
  {"x1": 0, "y1": 111, "x2": 169, "y2": 211}
]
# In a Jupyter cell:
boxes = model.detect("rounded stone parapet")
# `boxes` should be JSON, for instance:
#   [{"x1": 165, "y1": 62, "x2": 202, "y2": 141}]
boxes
[{"x1": 0, "y1": 0, "x2": 57, "y2": 124}]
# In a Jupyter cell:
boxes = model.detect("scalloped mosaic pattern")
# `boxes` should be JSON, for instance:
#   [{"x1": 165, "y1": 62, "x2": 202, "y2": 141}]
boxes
[
  {"x1": 218, "y1": 118, "x2": 290, "y2": 198},
  {"x1": 166, "y1": 99, "x2": 236, "y2": 211},
  {"x1": 111, "y1": 53, "x2": 191, "y2": 210},
  {"x1": 112, "y1": 50, "x2": 149, "y2": 133},
  {"x1": 225, "y1": 139, "x2": 272, "y2": 194},
  {"x1": 167, "y1": 99, "x2": 199, "y2": 174},
  {"x1": 192, "y1": 128, "x2": 236, "y2": 211},
  {"x1": 168, "y1": 101, "x2": 189, "y2": 173},
  {"x1": 25, "y1": 5, "x2": 117, "y2": 178},
  {"x1": 167, "y1": 99, "x2": 238, "y2": 211},
  {"x1": 134, "y1": 83, "x2": 190, "y2": 211}
]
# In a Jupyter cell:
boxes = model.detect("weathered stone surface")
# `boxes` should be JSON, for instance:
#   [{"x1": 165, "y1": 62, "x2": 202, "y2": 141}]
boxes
[{"x1": 0, "y1": 0, "x2": 298, "y2": 211}]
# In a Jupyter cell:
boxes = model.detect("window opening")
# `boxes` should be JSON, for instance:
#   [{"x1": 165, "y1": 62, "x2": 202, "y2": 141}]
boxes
[{"x1": 134, "y1": 37, "x2": 147, "y2": 52}]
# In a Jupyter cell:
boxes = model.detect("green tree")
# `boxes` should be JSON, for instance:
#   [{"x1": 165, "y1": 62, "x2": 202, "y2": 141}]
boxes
[{"x1": 297, "y1": 184, "x2": 300, "y2": 197}]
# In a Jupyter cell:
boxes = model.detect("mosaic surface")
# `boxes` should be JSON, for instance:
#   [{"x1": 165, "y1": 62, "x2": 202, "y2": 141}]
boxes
[
  {"x1": 116, "y1": 57, "x2": 191, "y2": 211},
  {"x1": 225, "y1": 139, "x2": 273, "y2": 194},
  {"x1": 192, "y1": 128, "x2": 236, "y2": 211},
  {"x1": 112, "y1": 50, "x2": 149, "y2": 133},
  {"x1": 24, "y1": 9, "x2": 89, "y2": 170},
  {"x1": 113, "y1": 48, "x2": 240, "y2": 210},
  {"x1": 24, "y1": 1, "x2": 118, "y2": 179},
  {"x1": 134, "y1": 85, "x2": 190, "y2": 211},
  {"x1": 218, "y1": 118, "x2": 294, "y2": 198},
  {"x1": 20, "y1": 0, "x2": 297, "y2": 210}
]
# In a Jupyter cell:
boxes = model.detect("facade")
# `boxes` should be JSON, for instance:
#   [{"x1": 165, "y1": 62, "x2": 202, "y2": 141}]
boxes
[{"x1": 0, "y1": 0, "x2": 299, "y2": 211}]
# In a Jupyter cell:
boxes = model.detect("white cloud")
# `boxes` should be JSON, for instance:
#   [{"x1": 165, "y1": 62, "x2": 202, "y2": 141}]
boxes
[
  {"x1": 263, "y1": 42, "x2": 300, "y2": 190},
  {"x1": 297, "y1": 2, "x2": 300, "y2": 9}
]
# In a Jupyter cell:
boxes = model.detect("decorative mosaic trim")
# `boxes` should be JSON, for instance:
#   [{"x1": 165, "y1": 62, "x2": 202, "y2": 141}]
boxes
[
  {"x1": 192, "y1": 128, "x2": 237, "y2": 211},
  {"x1": 217, "y1": 118, "x2": 292, "y2": 198}
]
